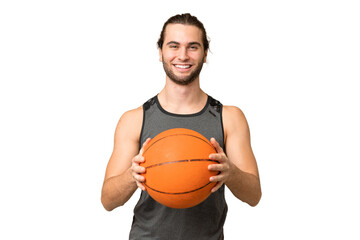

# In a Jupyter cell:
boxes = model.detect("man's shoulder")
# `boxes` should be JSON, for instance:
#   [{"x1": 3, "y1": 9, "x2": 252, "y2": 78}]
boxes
[
  {"x1": 123, "y1": 105, "x2": 143, "y2": 117},
  {"x1": 120, "y1": 106, "x2": 143, "y2": 125},
  {"x1": 116, "y1": 106, "x2": 143, "y2": 136},
  {"x1": 223, "y1": 105, "x2": 246, "y2": 120},
  {"x1": 222, "y1": 105, "x2": 248, "y2": 133},
  {"x1": 117, "y1": 96, "x2": 157, "y2": 133}
]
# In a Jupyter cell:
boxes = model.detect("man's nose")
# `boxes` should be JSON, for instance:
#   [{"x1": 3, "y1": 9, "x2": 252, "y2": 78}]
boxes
[{"x1": 177, "y1": 47, "x2": 189, "y2": 61}]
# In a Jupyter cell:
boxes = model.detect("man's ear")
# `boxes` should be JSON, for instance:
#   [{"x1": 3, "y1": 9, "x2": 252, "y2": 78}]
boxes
[
  {"x1": 203, "y1": 50, "x2": 208, "y2": 63},
  {"x1": 159, "y1": 48, "x2": 163, "y2": 62}
]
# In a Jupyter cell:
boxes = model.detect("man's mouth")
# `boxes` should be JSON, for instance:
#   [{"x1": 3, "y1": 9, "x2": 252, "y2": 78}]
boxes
[{"x1": 174, "y1": 64, "x2": 192, "y2": 69}]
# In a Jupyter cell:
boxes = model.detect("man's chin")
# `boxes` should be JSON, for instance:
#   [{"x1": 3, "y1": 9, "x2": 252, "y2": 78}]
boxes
[{"x1": 168, "y1": 75, "x2": 197, "y2": 86}]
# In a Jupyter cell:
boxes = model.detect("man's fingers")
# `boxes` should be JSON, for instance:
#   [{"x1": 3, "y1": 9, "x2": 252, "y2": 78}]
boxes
[
  {"x1": 130, "y1": 139, "x2": 151, "y2": 192},
  {"x1": 210, "y1": 138, "x2": 224, "y2": 153},
  {"x1": 209, "y1": 153, "x2": 225, "y2": 162},
  {"x1": 133, "y1": 155, "x2": 145, "y2": 164},
  {"x1": 139, "y1": 138, "x2": 151, "y2": 155},
  {"x1": 132, "y1": 165, "x2": 146, "y2": 191},
  {"x1": 211, "y1": 181, "x2": 223, "y2": 193},
  {"x1": 208, "y1": 163, "x2": 225, "y2": 172},
  {"x1": 133, "y1": 171, "x2": 145, "y2": 182},
  {"x1": 136, "y1": 182, "x2": 146, "y2": 191},
  {"x1": 133, "y1": 164, "x2": 146, "y2": 173},
  {"x1": 210, "y1": 173, "x2": 226, "y2": 183}
]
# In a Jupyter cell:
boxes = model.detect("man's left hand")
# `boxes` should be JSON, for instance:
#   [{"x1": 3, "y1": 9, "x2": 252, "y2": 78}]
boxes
[{"x1": 208, "y1": 138, "x2": 234, "y2": 193}]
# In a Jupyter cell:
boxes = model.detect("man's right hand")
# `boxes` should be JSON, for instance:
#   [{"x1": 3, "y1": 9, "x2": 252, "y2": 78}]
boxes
[{"x1": 131, "y1": 138, "x2": 151, "y2": 191}]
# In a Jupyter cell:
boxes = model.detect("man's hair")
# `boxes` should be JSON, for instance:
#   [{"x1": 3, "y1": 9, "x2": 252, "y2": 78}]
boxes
[{"x1": 157, "y1": 13, "x2": 210, "y2": 52}]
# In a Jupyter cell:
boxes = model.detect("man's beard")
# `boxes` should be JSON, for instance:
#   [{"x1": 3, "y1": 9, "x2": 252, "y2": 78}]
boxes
[{"x1": 162, "y1": 57, "x2": 205, "y2": 86}]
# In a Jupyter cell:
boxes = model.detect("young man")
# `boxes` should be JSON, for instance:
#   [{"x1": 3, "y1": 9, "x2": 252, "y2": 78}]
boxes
[{"x1": 101, "y1": 13, "x2": 261, "y2": 240}]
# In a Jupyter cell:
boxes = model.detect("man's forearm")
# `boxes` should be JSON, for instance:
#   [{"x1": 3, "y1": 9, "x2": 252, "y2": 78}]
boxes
[
  {"x1": 101, "y1": 168, "x2": 138, "y2": 211},
  {"x1": 226, "y1": 167, "x2": 262, "y2": 207}
]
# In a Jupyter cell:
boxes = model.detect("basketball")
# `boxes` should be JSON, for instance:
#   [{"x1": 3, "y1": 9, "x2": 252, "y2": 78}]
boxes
[{"x1": 141, "y1": 128, "x2": 219, "y2": 209}]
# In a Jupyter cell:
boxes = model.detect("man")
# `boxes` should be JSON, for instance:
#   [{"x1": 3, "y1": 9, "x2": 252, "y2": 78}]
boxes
[{"x1": 101, "y1": 13, "x2": 261, "y2": 239}]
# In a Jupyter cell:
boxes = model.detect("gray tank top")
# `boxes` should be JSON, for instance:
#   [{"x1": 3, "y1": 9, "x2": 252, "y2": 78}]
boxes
[{"x1": 129, "y1": 95, "x2": 228, "y2": 240}]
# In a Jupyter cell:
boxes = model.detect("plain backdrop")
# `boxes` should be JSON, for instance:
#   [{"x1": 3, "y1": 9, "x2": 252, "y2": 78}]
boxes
[{"x1": 1, "y1": 0, "x2": 359, "y2": 239}]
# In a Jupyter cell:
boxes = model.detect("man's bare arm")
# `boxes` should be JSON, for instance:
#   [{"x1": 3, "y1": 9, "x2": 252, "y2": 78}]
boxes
[
  {"x1": 209, "y1": 106, "x2": 261, "y2": 206},
  {"x1": 101, "y1": 107, "x2": 143, "y2": 211}
]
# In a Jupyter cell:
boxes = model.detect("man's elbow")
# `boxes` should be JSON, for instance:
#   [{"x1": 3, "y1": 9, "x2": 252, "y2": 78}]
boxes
[
  {"x1": 101, "y1": 196, "x2": 114, "y2": 211},
  {"x1": 102, "y1": 204, "x2": 115, "y2": 212},
  {"x1": 101, "y1": 194, "x2": 124, "y2": 212},
  {"x1": 248, "y1": 189, "x2": 262, "y2": 207}
]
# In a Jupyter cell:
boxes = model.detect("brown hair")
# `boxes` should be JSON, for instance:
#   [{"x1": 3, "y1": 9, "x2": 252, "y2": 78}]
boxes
[{"x1": 157, "y1": 13, "x2": 210, "y2": 52}]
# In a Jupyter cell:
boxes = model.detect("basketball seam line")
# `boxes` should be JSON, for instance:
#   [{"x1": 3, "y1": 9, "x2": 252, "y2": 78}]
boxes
[
  {"x1": 143, "y1": 133, "x2": 214, "y2": 155},
  {"x1": 145, "y1": 159, "x2": 219, "y2": 169},
  {"x1": 143, "y1": 181, "x2": 214, "y2": 195}
]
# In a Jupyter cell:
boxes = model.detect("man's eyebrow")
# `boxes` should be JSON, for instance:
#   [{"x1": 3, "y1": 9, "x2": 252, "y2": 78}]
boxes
[
  {"x1": 188, "y1": 42, "x2": 202, "y2": 46},
  {"x1": 166, "y1": 41, "x2": 180, "y2": 46},
  {"x1": 166, "y1": 41, "x2": 202, "y2": 46}
]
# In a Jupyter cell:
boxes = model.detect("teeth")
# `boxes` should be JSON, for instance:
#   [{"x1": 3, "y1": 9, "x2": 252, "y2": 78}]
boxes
[{"x1": 175, "y1": 65, "x2": 191, "y2": 69}]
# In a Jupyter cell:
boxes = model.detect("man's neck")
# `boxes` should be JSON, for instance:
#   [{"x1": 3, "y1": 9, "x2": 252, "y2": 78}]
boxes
[{"x1": 158, "y1": 78, "x2": 207, "y2": 114}]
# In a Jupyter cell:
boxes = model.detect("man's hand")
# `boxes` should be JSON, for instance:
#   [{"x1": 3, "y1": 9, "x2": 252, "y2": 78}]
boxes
[
  {"x1": 208, "y1": 138, "x2": 235, "y2": 193},
  {"x1": 131, "y1": 138, "x2": 151, "y2": 191}
]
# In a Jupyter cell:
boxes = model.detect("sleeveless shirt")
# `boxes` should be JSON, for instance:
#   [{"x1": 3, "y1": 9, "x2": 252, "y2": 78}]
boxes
[{"x1": 129, "y1": 95, "x2": 228, "y2": 240}]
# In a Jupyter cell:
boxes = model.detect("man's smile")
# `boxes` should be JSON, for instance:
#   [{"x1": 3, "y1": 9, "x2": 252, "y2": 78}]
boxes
[{"x1": 173, "y1": 64, "x2": 193, "y2": 71}]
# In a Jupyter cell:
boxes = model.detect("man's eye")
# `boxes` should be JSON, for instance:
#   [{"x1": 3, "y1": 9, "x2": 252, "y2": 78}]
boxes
[
  {"x1": 189, "y1": 46, "x2": 198, "y2": 50},
  {"x1": 170, "y1": 45, "x2": 178, "y2": 49}
]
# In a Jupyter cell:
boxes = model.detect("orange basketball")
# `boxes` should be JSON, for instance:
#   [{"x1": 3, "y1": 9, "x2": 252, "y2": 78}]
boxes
[{"x1": 141, "y1": 128, "x2": 219, "y2": 209}]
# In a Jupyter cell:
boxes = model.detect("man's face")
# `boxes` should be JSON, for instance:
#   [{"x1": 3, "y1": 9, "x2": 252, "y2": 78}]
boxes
[{"x1": 159, "y1": 24, "x2": 207, "y2": 85}]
